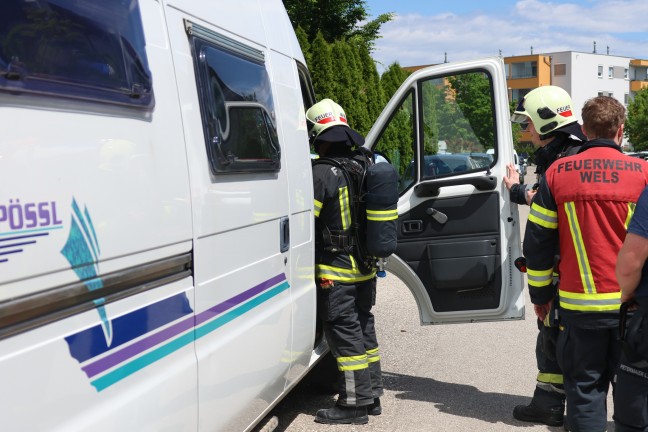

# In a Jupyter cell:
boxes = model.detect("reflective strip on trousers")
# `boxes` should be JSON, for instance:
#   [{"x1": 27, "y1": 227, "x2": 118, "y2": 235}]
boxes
[
  {"x1": 537, "y1": 372, "x2": 563, "y2": 385},
  {"x1": 367, "y1": 347, "x2": 380, "y2": 363},
  {"x1": 337, "y1": 354, "x2": 369, "y2": 371}
]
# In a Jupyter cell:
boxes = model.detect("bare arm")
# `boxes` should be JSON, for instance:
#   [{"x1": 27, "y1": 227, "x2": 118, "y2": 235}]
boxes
[{"x1": 617, "y1": 232, "x2": 648, "y2": 302}]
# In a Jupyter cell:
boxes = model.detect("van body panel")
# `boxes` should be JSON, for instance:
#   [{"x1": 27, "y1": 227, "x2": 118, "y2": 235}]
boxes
[{"x1": 0, "y1": 2, "x2": 522, "y2": 431}]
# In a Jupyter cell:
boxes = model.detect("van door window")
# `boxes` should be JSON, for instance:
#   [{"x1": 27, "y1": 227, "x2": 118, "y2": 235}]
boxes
[
  {"x1": 0, "y1": 0, "x2": 153, "y2": 109},
  {"x1": 188, "y1": 22, "x2": 280, "y2": 174},
  {"x1": 373, "y1": 71, "x2": 496, "y2": 194},
  {"x1": 419, "y1": 72, "x2": 496, "y2": 178}
]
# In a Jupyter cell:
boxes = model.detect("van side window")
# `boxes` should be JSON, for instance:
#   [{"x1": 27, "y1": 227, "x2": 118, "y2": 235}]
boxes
[
  {"x1": 188, "y1": 23, "x2": 280, "y2": 174},
  {"x1": 297, "y1": 62, "x2": 316, "y2": 111},
  {"x1": 0, "y1": 0, "x2": 153, "y2": 109}
]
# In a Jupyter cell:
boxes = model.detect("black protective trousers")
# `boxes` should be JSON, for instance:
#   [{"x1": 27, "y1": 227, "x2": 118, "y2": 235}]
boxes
[
  {"x1": 317, "y1": 278, "x2": 383, "y2": 407},
  {"x1": 532, "y1": 318, "x2": 565, "y2": 405},
  {"x1": 614, "y1": 309, "x2": 648, "y2": 432},
  {"x1": 556, "y1": 321, "x2": 620, "y2": 432}
]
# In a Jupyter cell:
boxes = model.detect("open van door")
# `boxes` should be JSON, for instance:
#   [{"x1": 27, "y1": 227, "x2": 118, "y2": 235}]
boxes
[{"x1": 366, "y1": 57, "x2": 525, "y2": 324}]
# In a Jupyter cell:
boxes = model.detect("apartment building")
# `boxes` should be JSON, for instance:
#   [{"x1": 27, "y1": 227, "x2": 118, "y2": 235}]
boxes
[{"x1": 506, "y1": 50, "x2": 648, "y2": 149}]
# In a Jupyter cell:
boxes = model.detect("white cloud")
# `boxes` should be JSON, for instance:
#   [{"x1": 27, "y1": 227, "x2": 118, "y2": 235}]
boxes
[{"x1": 372, "y1": 0, "x2": 648, "y2": 72}]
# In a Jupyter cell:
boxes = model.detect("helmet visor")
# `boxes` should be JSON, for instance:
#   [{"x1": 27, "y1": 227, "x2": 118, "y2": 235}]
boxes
[
  {"x1": 511, "y1": 112, "x2": 529, "y2": 123},
  {"x1": 510, "y1": 98, "x2": 528, "y2": 123}
]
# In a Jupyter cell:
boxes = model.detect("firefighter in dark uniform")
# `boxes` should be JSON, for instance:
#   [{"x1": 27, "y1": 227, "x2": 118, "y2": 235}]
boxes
[
  {"x1": 307, "y1": 99, "x2": 383, "y2": 425},
  {"x1": 616, "y1": 184, "x2": 648, "y2": 432},
  {"x1": 524, "y1": 96, "x2": 648, "y2": 432},
  {"x1": 505, "y1": 86, "x2": 585, "y2": 427}
]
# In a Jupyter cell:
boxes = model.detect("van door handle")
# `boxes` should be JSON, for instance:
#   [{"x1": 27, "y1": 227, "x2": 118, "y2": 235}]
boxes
[
  {"x1": 401, "y1": 220, "x2": 423, "y2": 234},
  {"x1": 426, "y1": 207, "x2": 448, "y2": 224},
  {"x1": 280, "y1": 216, "x2": 290, "y2": 253}
]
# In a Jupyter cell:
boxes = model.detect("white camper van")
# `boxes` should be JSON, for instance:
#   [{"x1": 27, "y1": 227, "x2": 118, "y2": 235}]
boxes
[{"x1": 0, "y1": 1, "x2": 523, "y2": 431}]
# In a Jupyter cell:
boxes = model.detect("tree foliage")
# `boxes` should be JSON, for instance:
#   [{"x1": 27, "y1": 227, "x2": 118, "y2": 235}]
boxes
[
  {"x1": 448, "y1": 73, "x2": 494, "y2": 151},
  {"x1": 283, "y1": 0, "x2": 392, "y2": 51},
  {"x1": 626, "y1": 88, "x2": 648, "y2": 151}
]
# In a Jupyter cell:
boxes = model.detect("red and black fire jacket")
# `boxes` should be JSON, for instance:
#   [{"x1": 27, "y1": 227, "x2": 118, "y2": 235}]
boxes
[{"x1": 524, "y1": 139, "x2": 648, "y2": 316}]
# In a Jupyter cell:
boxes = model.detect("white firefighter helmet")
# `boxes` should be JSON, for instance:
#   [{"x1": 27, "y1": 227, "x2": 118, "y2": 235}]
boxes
[
  {"x1": 511, "y1": 86, "x2": 579, "y2": 139},
  {"x1": 305, "y1": 99, "x2": 364, "y2": 147}
]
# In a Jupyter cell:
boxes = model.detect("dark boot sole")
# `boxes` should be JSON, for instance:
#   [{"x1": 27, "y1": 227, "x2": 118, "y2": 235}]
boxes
[
  {"x1": 314, "y1": 415, "x2": 369, "y2": 425},
  {"x1": 513, "y1": 408, "x2": 563, "y2": 427},
  {"x1": 368, "y1": 407, "x2": 382, "y2": 416}
]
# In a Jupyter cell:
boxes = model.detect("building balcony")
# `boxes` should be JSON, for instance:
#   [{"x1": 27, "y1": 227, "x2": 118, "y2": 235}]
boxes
[{"x1": 631, "y1": 80, "x2": 648, "y2": 92}]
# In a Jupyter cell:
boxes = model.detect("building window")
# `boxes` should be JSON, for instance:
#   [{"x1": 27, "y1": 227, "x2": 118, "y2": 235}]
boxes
[
  {"x1": 598, "y1": 91, "x2": 613, "y2": 97},
  {"x1": 608, "y1": 66, "x2": 614, "y2": 78},
  {"x1": 510, "y1": 61, "x2": 538, "y2": 79},
  {"x1": 625, "y1": 93, "x2": 629, "y2": 105},
  {"x1": 511, "y1": 88, "x2": 531, "y2": 104},
  {"x1": 625, "y1": 68, "x2": 629, "y2": 79},
  {"x1": 598, "y1": 65, "x2": 603, "y2": 78},
  {"x1": 554, "y1": 64, "x2": 566, "y2": 76}
]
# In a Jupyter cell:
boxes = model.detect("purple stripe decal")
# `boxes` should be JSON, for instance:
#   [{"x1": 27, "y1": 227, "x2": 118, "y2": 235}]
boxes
[
  {"x1": 0, "y1": 240, "x2": 36, "y2": 249},
  {"x1": 82, "y1": 315, "x2": 195, "y2": 378},
  {"x1": 0, "y1": 249, "x2": 22, "y2": 256},
  {"x1": 81, "y1": 273, "x2": 287, "y2": 378},
  {"x1": 195, "y1": 273, "x2": 286, "y2": 326},
  {"x1": 0, "y1": 232, "x2": 49, "y2": 242}
]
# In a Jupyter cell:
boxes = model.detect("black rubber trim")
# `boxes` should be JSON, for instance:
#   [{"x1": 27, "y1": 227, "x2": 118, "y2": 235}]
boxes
[
  {"x1": 414, "y1": 175, "x2": 497, "y2": 197},
  {"x1": 0, "y1": 253, "x2": 192, "y2": 340}
]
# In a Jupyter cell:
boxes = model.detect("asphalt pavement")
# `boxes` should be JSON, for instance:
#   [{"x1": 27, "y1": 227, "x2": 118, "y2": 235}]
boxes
[{"x1": 255, "y1": 169, "x2": 615, "y2": 432}]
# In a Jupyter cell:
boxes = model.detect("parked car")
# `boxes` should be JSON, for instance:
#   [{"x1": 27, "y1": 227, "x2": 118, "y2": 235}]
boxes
[{"x1": 514, "y1": 151, "x2": 526, "y2": 183}]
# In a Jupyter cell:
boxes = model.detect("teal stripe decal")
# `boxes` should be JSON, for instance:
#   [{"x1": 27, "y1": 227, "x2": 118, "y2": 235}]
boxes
[
  {"x1": 195, "y1": 281, "x2": 290, "y2": 339},
  {"x1": 90, "y1": 280, "x2": 290, "y2": 391}
]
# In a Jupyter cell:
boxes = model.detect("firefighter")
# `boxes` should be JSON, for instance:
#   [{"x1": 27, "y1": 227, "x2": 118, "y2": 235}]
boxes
[
  {"x1": 307, "y1": 99, "x2": 383, "y2": 425},
  {"x1": 504, "y1": 86, "x2": 585, "y2": 427},
  {"x1": 524, "y1": 96, "x2": 648, "y2": 432},
  {"x1": 615, "y1": 184, "x2": 648, "y2": 432}
]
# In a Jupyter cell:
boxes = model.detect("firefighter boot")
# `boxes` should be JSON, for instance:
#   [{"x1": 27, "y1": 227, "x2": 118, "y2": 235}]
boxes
[
  {"x1": 315, "y1": 405, "x2": 369, "y2": 425},
  {"x1": 368, "y1": 398, "x2": 382, "y2": 416},
  {"x1": 513, "y1": 387, "x2": 564, "y2": 427}
]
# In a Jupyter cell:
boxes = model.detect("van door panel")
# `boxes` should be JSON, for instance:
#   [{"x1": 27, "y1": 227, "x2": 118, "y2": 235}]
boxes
[
  {"x1": 366, "y1": 57, "x2": 524, "y2": 324},
  {"x1": 398, "y1": 192, "x2": 502, "y2": 312},
  {"x1": 164, "y1": 7, "x2": 293, "y2": 431}
]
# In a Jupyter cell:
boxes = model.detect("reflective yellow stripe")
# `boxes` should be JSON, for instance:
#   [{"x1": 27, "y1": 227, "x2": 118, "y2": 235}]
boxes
[
  {"x1": 317, "y1": 264, "x2": 376, "y2": 282},
  {"x1": 314, "y1": 199, "x2": 323, "y2": 218},
  {"x1": 528, "y1": 203, "x2": 558, "y2": 229},
  {"x1": 337, "y1": 354, "x2": 368, "y2": 371},
  {"x1": 527, "y1": 267, "x2": 554, "y2": 288},
  {"x1": 559, "y1": 288, "x2": 621, "y2": 312},
  {"x1": 367, "y1": 209, "x2": 398, "y2": 221},
  {"x1": 564, "y1": 202, "x2": 596, "y2": 294},
  {"x1": 339, "y1": 186, "x2": 351, "y2": 229},
  {"x1": 625, "y1": 202, "x2": 636, "y2": 229},
  {"x1": 367, "y1": 347, "x2": 380, "y2": 363},
  {"x1": 537, "y1": 372, "x2": 563, "y2": 385}
]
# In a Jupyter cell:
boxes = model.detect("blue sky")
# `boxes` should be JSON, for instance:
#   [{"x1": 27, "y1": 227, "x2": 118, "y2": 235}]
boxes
[{"x1": 364, "y1": 0, "x2": 648, "y2": 71}]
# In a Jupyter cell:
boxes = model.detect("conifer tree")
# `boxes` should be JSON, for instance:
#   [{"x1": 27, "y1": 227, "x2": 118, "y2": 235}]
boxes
[{"x1": 309, "y1": 32, "x2": 335, "y2": 101}]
